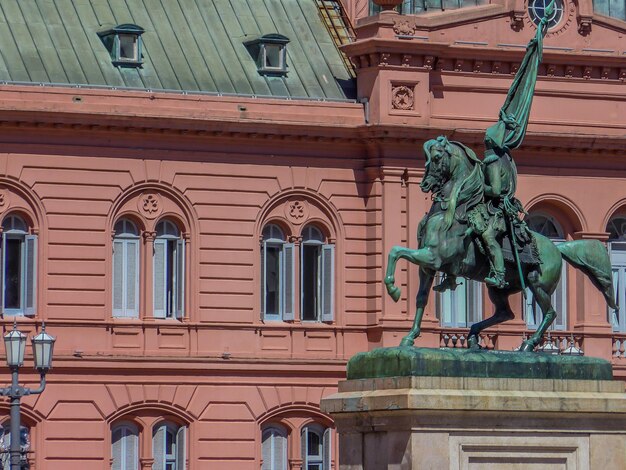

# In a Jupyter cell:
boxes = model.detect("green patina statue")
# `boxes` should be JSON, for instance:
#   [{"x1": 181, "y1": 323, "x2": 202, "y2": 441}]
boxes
[{"x1": 383, "y1": 1, "x2": 618, "y2": 352}]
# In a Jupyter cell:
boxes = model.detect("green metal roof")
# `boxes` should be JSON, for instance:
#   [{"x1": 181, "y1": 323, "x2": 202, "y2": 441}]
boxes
[{"x1": 0, "y1": 0, "x2": 355, "y2": 100}]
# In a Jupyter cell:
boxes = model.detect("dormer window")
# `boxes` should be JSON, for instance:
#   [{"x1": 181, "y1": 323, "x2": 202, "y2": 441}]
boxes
[
  {"x1": 98, "y1": 24, "x2": 144, "y2": 67},
  {"x1": 244, "y1": 34, "x2": 289, "y2": 75}
]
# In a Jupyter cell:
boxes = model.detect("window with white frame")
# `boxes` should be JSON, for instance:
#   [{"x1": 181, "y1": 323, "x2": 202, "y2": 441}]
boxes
[
  {"x1": 524, "y1": 213, "x2": 567, "y2": 330},
  {"x1": 152, "y1": 422, "x2": 186, "y2": 470},
  {"x1": 261, "y1": 224, "x2": 335, "y2": 322},
  {"x1": 0, "y1": 421, "x2": 30, "y2": 470},
  {"x1": 111, "y1": 422, "x2": 139, "y2": 470},
  {"x1": 261, "y1": 224, "x2": 294, "y2": 321},
  {"x1": 301, "y1": 225, "x2": 334, "y2": 323},
  {"x1": 435, "y1": 276, "x2": 482, "y2": 328},
  {"x1": 1, "y1": 215, "x2": 37, "y2": 317},
  {"x1": 153, "y1": 220, "x2": 185, "y2": 319},
  {"x1": 301, "y1": 424, "x2": 331, "y2": 470},
  {"x1": 261, "y1": 425, "x2": 287, "y2": 470},
  {"x1": 607, "y1": 216, "x2": 626, "y2": 331},
  {"x1": 112, "y1": 219, "x2": 140, "y2": 318}
]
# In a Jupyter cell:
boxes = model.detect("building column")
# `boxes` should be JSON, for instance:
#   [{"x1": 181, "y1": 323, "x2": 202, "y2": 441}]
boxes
[{"x1": 142, "y1": 231, "x2": 156, "y2": 320}]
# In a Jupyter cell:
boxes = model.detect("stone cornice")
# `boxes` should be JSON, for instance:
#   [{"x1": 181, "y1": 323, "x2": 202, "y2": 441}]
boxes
[{"x1": 342, "y1": 39, "x2": 626, "y2": 81}]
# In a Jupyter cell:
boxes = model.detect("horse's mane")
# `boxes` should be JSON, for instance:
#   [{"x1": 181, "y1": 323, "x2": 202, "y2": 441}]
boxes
[{"x1": 448, "y1": 141, "x2": 484, "y2": 214}]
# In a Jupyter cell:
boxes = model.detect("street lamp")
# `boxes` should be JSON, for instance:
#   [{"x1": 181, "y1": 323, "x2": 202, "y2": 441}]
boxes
[{"x1": 0, "y1": 322, "x2": 55, "y2": 470}]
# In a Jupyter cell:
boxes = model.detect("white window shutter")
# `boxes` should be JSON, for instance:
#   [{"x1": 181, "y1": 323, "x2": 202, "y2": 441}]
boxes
[
  {"x1": 301, "y1": 427, "x2": 308, "y2": 470},
  {"x1": 175, "y1": 239, "x2": 185, "y2": 319},
  {"x1": 153, "y1": 239, "x2": 167, "y2": 318},
  {"x1": 152, "y1": 425, "x2": 165, "y2": 470},
  {"x1": 111, "y1": 427, "x2": 122, "y2": 470},
  {"x1": 321, "y1": 244, "x2": 335, "y2": 322},
  {"x1": 261, "y1": 241, "x2": 267, "y2": 320},
  {"x1": 126, "y1": 239, "x2": 139, "y2": 318},
  {"x1": 261, "y1": 430, "x2": 271, "y2": 470},
  {"x1": 282, "y1": 243, "x2": 295, "y2": 321},
  {"x1": 126, "y1": 428, "x2": 138, "y2": 470},
  {"x1": 323, "y1": 428, "x2": 332, "y2": 470},
  {"x1": 176, "y1": 426, "x2": 186, "y2": 470},
  {"x1": 112, "y1": 241, "x2": 124, "y2": 317},
  {"x1": 273, "y1": 431, "x2": 286, "y2": 470},
  {"x1": 24, "y1": 234, "x2": 37, "y2": 316}
]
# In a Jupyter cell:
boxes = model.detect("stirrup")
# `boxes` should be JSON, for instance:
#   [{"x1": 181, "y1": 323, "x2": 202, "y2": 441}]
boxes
[
  {"x1": 485, "y1": 271, "x2": 508, "y2": 289},
  {"x1": 433, "y1": 275, "x2": 459, "y2": 293}
]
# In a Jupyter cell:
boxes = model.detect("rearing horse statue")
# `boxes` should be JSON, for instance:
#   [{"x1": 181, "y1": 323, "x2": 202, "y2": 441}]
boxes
[
  {"x1": 383, "y1": 138, "x2": 617, "y2": 352},
  {"x1": 383, "y1": 0, "x2": 616, "y2": 352}
]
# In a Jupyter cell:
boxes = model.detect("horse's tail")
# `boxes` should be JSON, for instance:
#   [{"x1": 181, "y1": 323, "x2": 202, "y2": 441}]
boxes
[{"x1": 557, "y1": 239, "x2": 618, "y2": 310}]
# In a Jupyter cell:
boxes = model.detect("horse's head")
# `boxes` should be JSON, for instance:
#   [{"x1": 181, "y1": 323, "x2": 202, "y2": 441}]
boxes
[{"x1": 421, "y1": 136, "x2": 453, "y2": 194}]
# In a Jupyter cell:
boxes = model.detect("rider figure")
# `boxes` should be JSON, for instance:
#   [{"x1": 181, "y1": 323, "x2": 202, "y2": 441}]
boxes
[{"x1": 479, "y1": 140, "x2": 515, "y2": 289}]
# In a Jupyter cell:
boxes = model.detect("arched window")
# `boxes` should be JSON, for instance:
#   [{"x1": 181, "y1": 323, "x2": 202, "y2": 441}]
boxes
[
  {"x1": 1, "y1": 215, "x2": 37, "y2": 316},
  {"x1": 261, "y1": 224, "x2": 294, "y2": 321},
  {"x1": 593, "y1": 0, "x2": 626, "y2": 21},
  {"x1": 152, "y1": 422, "x2": 186, "y2": 470},
  {"x1": 261, "y1": 425, "x2": 287, "y2": 470},
  {"x1": 111, "y1": 422, "x2": 139, "y2": 470},
  {"x1": 301, "y1": 424, "x2": 331, "y2": 470},
  {"x1": 113, "y1": 219, "x2": 140, "y2": 318},
  {"x1": 528, "y1": 0, "x2": 564, "y2": 28},
  {"x1": 435, "y1": 276, "x2": 482, "y2": 328},
  {"x1": 370, "y1": 0, "x2": 488, "y2": 15},
  {"x1": 301, "y1": 225, "x2": 334, "y2": 322},
  {"x1": 0, "y1": 421, "x2": 30, "y2": 470},
  {"x1": 154, "y1": 220, "x2": 185, "y2": 319},
  {"x1": 525, "y1": 213, "x2": 567, "y2": 330},
  {"x1": 607, "y1": 216, "x2": 626, "y2": 331}
]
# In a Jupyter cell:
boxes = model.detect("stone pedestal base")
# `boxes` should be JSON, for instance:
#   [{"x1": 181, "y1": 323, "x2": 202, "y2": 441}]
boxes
[{"x1": 321, "y1": 377, "x2": 626, "y2": 470}]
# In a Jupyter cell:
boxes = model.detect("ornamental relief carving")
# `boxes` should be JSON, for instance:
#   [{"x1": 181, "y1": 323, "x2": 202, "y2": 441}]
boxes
[
  {"x1": 285, "y1": 200, "x2": 309, "y2": 225},
  {"x1": 138, "y1": 192, "x2": 163, "y2": 219},
  {"x1": 0, "y1": 189, "x2": 9, "y2": 214},
  {"x1": 393, "y1": 19, "x2": 416, "y2": 36},
  {"x1": 391, "y1": 85, "x2": 414, "y2": 111}
]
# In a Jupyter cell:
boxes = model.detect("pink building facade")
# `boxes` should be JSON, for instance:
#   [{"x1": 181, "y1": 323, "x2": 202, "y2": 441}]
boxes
[{"x1": 0, "y1": 0, "x2": 623, "y2": 469}]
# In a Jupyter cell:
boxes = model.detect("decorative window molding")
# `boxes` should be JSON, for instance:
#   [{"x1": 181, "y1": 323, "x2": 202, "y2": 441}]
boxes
[
  {"x1": 244, "y1": 34, "x2": 290, "y2": 76},
  {"x1": 98, "y1": 24, "x2": 145, "y2": 68},
  {"x1": 1, "y1": 214, "x2": 37, "y2": 317}
]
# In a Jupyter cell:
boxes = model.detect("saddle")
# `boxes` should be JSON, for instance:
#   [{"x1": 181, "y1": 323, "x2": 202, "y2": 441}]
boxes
[
  {"x1": 501, "y1": 232, "x2": 540, "y2": 266},
  {"x1": 473, "y1": 223, "x2": 541, "y2": 267}
]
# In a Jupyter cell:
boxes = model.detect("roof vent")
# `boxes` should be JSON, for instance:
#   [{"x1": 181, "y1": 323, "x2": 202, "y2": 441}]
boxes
[
  {"x1": 244, "y1": 34, "x2": 289, "y2": 76},
  {"x1": 98, "y1": 24, "x2": 145, "y2": 68}
]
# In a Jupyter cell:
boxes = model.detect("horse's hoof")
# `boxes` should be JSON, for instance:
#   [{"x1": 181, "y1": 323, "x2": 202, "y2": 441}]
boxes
[
  {"x1": 467, "y1": 335, "x2": 481, "y2": 350},
  {"x1": 399, "y1": 337, "x2": 415, "y2": 347},
  {"x1": 519, "y1": 340, "x2": 536, "y2": 352},
  {"x1": 387, "y1": 285, "x2": 401, "y2": 302}
]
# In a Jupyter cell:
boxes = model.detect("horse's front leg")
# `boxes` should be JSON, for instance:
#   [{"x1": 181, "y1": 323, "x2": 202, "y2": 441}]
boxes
[
  {"x1": 400, "y1": 269, "x2": 434, "y2": 347},
  {"x1": 385, "y1": 246, "x2": 437, "y2": 302}
]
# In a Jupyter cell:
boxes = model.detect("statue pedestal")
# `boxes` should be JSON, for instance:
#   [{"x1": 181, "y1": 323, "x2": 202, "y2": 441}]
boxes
[{"x1": 321, "y1": 376, "x2": 626, "y2": 469}]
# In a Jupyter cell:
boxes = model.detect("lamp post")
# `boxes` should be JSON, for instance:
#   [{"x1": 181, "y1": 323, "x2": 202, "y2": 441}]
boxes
[{"x1": 0, "y1": 323, "x2": 55, "y2": 470}]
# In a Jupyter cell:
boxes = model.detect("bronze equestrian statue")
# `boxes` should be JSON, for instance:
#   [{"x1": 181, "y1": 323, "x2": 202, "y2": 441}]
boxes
[{"x1": 383, "y1": 1, "x2": 617, "y2": 352}]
